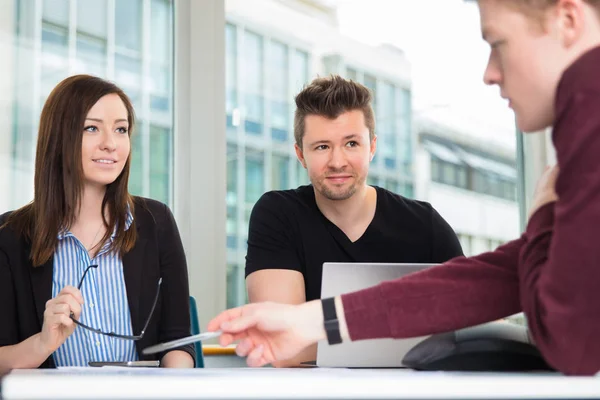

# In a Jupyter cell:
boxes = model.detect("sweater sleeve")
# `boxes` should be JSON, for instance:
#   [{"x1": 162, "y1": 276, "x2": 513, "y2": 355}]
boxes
[
  {"x1": 518, "y1": 90, "x2": 600, "y2": 375},
  {"x1": 341, "y1": 237, "x2": 523, "y2": 341}
]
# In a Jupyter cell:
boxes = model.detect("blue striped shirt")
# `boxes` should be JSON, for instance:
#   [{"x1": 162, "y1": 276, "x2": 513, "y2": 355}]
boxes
[{"x1": 52, "y1": 213, "x2": 138, "y2": 367}]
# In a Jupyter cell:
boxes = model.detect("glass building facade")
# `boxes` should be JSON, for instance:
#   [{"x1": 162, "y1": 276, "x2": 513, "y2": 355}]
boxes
[{"x1": 3, "y1": 0, "x2": 174, "y2": 213}]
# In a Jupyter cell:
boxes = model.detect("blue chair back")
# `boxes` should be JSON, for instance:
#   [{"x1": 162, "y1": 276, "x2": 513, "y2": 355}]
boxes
[{"x1": 189, "y1": 296, "x2": 205, "y2": 368}]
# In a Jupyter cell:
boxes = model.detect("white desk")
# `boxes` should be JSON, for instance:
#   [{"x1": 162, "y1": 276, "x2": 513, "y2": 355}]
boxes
[{"x1": 2, "y1": 368, "x2": 600, "y2": 399}]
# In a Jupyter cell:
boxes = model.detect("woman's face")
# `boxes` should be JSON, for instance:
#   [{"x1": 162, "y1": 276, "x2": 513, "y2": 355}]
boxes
[{"x1": 81, "y1": 93, "x2": 131, "y2": 189}]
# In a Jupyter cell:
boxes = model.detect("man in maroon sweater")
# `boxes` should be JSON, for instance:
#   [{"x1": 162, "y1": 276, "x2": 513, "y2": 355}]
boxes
[{"x1": 208, "y1": 0, "x2": 600, "y2": 375}]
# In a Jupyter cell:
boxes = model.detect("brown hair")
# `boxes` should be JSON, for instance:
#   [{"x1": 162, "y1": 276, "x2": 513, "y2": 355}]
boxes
[
  {"x1": 293, "y1": 75, "x2": 376, "y2": 149},
  {"x1": 4, "y1": 75, "x2": 137, "y2": 266}
]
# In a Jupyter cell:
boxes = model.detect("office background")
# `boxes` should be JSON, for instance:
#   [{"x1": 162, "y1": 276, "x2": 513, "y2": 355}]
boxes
[{"x1": 0, "y1": 0, "x2": 552, "y2": 329}]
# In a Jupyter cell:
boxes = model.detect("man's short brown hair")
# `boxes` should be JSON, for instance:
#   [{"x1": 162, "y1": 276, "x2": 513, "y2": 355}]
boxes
[{"x1": 293, "y1": 75, "x2": 376, "y2": 149}]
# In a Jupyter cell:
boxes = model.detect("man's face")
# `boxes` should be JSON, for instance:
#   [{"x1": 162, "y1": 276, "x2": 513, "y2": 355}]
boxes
[
  {"x1": 295, "y1": 110, "x2": 376, "y2": 201},
  {"x1": 479, "y1": 0, "x2": 568, "y2": 133}
]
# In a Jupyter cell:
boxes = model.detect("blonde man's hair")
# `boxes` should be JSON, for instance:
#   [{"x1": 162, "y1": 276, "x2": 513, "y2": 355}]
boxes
[{"x1": 504, "y1": 0, "x2": 600, "y2": 24}]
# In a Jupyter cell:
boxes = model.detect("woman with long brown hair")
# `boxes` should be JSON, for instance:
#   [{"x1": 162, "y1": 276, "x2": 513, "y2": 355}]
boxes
[{"x1": 0, "y1": 75, "x2": 194, "y2": 368}]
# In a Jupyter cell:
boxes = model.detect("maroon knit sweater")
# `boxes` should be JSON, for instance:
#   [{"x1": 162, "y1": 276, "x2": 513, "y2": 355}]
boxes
[{"x1": 342, "y1": 45, "x2": 600, "y2": 375}]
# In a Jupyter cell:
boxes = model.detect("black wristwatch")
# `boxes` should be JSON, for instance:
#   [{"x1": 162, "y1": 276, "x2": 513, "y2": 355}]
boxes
[{"x1": 321, "y1": 297, "x2": 342, "y2": 345}]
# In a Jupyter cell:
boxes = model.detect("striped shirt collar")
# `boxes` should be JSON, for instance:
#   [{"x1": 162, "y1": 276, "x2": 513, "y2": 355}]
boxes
[{"x1": 57, "y1": 209, "x2": 134, "y2": 241}]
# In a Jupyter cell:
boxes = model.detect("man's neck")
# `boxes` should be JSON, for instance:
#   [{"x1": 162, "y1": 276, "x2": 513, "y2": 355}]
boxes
[{"x1": 314, "y1": 184, "x2": 376, "y2": 233}]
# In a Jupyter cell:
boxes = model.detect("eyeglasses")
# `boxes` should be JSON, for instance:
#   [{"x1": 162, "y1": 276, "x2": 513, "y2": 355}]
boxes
[{"x1": 69, "y1": 264, "x2": 162, "y2": 341}]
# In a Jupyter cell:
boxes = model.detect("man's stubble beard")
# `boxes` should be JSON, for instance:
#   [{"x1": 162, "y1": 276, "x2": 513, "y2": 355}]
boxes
[{"x1": 313, "y1": 173, "x2": 366, "y2": 201}]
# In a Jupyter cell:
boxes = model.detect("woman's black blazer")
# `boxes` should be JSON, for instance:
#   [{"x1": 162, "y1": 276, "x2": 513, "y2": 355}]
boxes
[{"x1": 0, "y1": 197, "x2": 195, "y2": 368}]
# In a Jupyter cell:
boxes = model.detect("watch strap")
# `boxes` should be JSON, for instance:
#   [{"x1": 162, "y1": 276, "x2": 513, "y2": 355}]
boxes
[{"x1": 321, "y1": 297, "x2": 342, "y2": 345}]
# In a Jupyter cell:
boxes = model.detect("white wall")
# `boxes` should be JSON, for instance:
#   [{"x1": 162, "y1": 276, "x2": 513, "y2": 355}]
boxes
[{"x1": 174, "y1": 0, "x2": 227, "y2": 330}]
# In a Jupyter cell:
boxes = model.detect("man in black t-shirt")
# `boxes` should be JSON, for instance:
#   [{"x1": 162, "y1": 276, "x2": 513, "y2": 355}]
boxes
[
  {"x1": 245, "y1": 75, "x2": 463, "y2": 366},
  {"x1": 246, "y1": 185, "x2": 463, "y2": 301}
]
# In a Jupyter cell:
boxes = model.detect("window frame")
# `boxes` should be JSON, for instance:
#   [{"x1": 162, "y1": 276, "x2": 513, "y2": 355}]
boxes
[{"x1": 174, "y1": 0, "x2": 227, "y2": 327}]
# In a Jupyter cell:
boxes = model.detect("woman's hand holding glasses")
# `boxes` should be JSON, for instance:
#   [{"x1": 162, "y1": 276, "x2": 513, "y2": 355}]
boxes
[{"x1": 39, "y1": 286, "x2": 84, "y2": 354}]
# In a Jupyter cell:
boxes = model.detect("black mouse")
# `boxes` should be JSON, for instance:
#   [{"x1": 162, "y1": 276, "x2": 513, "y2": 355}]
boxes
[{"x1": 402, "y1": 332, "x2": 555, "y2": 372}]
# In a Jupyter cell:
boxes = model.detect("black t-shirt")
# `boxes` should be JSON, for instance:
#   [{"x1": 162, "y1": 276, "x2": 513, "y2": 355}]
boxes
[{"x1": 245, "y1": 185, "x2": 464, "y2": 301}]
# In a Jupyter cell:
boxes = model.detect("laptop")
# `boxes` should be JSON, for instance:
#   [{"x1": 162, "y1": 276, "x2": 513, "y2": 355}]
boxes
[{"x1": 316, "y1": 262, "x2": 438, "y2": 368}]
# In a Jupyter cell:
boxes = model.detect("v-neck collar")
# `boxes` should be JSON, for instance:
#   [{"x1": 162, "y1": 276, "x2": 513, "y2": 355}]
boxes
[{"x1": 312, "y1": 185, "x2": 380, "y2": 259}]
